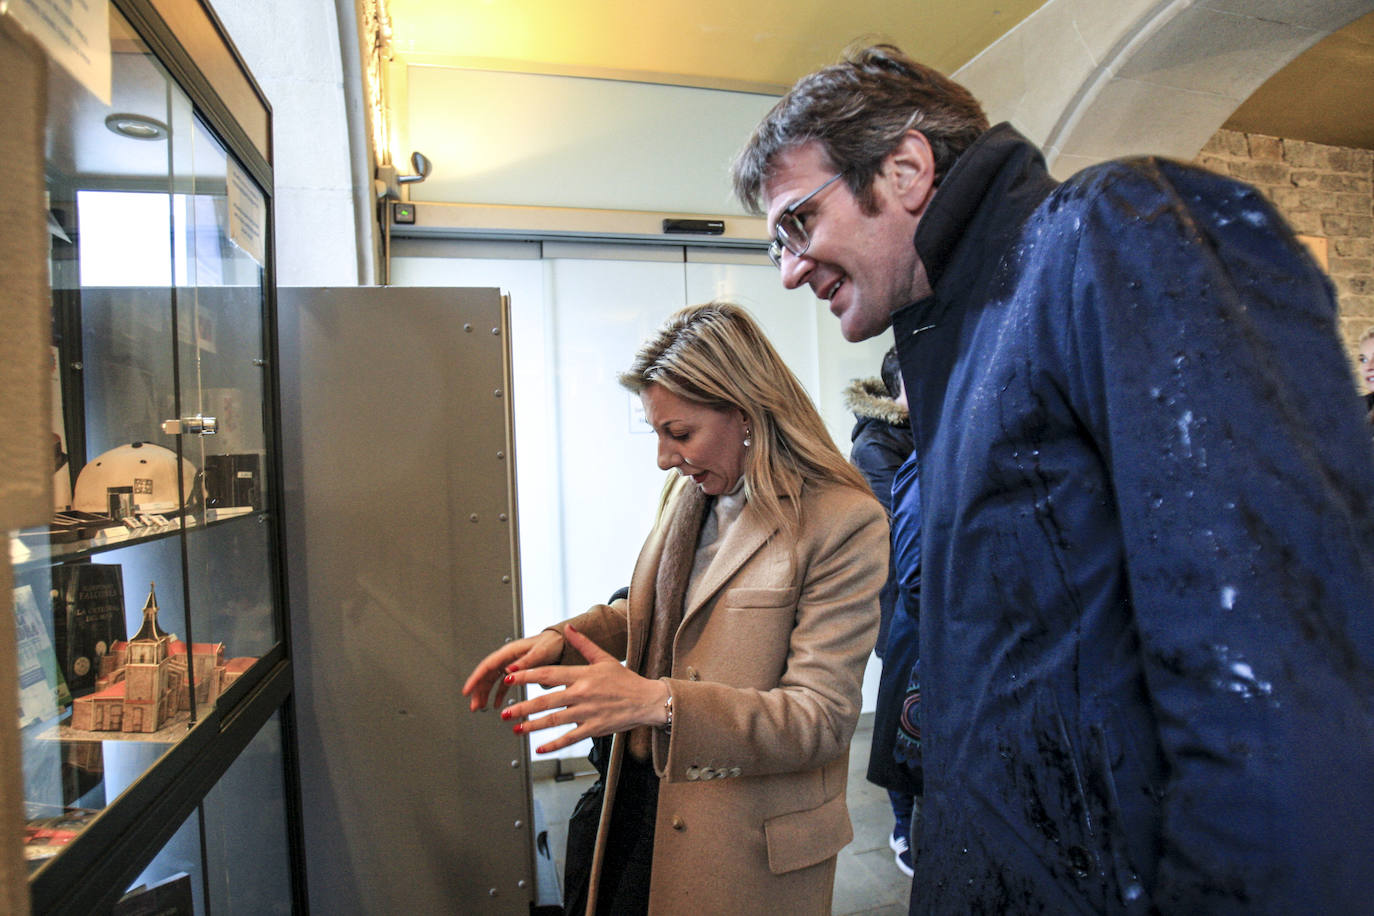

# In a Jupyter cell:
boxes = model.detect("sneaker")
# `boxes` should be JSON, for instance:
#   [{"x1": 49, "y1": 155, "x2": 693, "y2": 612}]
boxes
[{"x1": 889, "y1": 830, "x2": 914, "y2": 878}]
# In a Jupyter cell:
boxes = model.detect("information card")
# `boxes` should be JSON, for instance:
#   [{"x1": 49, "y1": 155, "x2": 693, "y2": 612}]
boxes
[{"x1": 226, "y1": 157, "x2": 267, "y2": 267}]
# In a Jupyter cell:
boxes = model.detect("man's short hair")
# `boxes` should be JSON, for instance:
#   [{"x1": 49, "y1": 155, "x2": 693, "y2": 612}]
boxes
[{"x1": 732, "y1": 43, "x2": 989, "y2": 215}]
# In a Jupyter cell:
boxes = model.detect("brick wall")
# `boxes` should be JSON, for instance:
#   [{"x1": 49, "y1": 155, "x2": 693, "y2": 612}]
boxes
[{"x1": 1196, "y1": 129, "x2": 1374, "y2": 365}]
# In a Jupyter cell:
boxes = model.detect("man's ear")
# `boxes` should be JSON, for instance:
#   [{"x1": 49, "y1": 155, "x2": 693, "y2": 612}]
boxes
[{"x1": 884, "y1": 130, "x2": 937, "y2": 216}]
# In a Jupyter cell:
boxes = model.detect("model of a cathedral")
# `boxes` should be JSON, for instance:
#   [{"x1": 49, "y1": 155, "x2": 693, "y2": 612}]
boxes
[{"x1": 69, "y1": 583, "x2": 255, "y2": 734}]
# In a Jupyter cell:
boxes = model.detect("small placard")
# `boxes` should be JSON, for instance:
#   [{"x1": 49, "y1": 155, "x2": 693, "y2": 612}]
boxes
[
  {"x1": 628, "y1": 393, "x2": 653, "y2": 434},
  {"x1": 226, "y1": 157, "x2": 266, "y2": 267},
  {"x1": 6, "y1": 0, "x2": 112, "y2": 104}
]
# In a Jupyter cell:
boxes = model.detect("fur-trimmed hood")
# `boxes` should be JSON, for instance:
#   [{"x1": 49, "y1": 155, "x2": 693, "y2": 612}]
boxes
[{"x1": 844, "y1": 377, "x2": 909, "y2": 426}]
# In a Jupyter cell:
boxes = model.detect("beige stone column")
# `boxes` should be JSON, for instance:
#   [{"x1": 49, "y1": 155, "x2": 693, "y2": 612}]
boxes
[{"x1": 0, "y1": 14, "x2": 52, "y2": 916}]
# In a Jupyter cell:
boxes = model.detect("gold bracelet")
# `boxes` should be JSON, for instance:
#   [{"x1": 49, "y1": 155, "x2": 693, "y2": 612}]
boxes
[{"x1": 661, "y1": 686, "x2": 674, "y2": 733}]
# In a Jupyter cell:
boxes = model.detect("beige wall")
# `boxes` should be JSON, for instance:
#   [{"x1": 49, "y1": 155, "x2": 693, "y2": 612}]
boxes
[{"x1": 1197, "y1": 129, "x2": 1374, "y2": 364}]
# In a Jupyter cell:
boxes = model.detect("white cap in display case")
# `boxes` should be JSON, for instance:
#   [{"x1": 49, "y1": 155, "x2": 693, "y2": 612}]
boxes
[{"x1": 72, "y1": 441, "x2": 196, "y2": 514}]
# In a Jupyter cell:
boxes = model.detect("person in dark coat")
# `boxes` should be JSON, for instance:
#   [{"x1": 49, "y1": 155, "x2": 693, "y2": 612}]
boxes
[
  {"x1": 844, "y1": 347, "x2": 918, "y2": 875},
  {"x1": 733, "y1": 42, "x2": 1374, "y2": 915},
  {"x1": 844, "y1": 347, "x2": 911, "y2": 658},
  {"x1": 885, "y1": 441, "x2": 922, "y2": 851}
]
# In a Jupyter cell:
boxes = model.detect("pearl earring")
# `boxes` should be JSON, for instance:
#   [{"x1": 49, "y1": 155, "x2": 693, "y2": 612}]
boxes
[{"x1": 743, "y1": 426, "x2": 752, "y2": 448}]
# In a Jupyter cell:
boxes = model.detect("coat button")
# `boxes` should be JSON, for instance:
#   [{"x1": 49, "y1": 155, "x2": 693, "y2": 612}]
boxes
[
  {"x1": 686, "y1": 766, "x2": 700, "y2": 780},
  {"x1": 700, "y1": 767, "x2": 715, "y2": 780},
  {"x1": 671, "y1": 815, "x2": 685, "y2": 831},
  {"x1": 729, "y1": 767, "x2": 742, "y2": 778},
  {"x1": 686, "y1": 666, "x2": 700, "y2": 681}
]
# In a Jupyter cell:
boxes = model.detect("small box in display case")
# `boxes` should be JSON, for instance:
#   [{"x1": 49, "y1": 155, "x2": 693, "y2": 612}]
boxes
[{"x1": 203, "y1": 453, "x2": 260, "y2": 510}]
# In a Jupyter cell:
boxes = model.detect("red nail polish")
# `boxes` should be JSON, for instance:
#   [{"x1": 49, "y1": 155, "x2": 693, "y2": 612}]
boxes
[
  {"x1": 503, "y1": 674, "x2": 514, "y2": 684},
  {"x1": 505, "y1": 664, "x2": 519, "y2": 674},
  {"x1": 500, "y1": 709, "x2": 511, "y2": 720},
  {"x1": 512, "y1": 723, "x2": 522, "y2": 734}
]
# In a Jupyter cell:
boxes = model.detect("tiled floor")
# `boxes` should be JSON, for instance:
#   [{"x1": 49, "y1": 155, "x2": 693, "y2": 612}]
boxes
[{"x1": 531, "y1": 716, "x2": 912, "y2": 915}]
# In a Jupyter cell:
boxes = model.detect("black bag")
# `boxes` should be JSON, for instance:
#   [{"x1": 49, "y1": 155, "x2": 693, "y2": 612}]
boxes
[{"x1": 561, "y1": 734, "x2": 611, "y2": 916}]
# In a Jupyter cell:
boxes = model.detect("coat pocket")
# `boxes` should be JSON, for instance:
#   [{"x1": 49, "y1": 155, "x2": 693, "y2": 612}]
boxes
[
  {"x1": 720, "y1": 585, "x2": 800, "y2": 608},
  {"x1": 762, "y1": 790, "x2": 852, "y2": 875}
]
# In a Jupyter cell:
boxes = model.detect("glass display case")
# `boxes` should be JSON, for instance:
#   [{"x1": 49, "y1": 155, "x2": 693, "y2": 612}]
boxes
[{"x1": 6, "y1": 0, "x2": 303, "y2": 911}]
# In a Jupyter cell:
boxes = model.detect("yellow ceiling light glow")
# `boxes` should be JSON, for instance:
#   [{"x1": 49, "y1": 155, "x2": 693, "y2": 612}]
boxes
[{"x1": 383, "y1": 0, "x2": 1044, "y2": 91}]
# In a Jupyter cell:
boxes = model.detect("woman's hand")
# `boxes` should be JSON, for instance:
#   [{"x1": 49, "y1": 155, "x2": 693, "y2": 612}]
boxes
[
  {"x1": 462, "y1": 629, "x2": 564, "y2": 712},
  {"x1": 500, "y1": 625, "x2": 670, "y2": 754}
]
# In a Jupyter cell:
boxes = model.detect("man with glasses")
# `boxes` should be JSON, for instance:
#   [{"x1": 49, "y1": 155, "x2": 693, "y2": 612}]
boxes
[{"x1": 733, "y1": 43, "x2": 1374, "y2": 915}]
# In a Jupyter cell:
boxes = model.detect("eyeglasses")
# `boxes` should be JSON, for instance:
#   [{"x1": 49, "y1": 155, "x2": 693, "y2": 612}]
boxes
[{"x1": 767, "y1": 172, "x2": 845, "y2": 267}]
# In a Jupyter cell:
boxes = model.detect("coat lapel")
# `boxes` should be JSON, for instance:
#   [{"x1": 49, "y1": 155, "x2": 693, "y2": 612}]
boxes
[
  {"x1": 624, "y1": 477, "x2": 687, "y2": 673},
  {"x1": 679, "y1": 499, "x2": 778, "y2": 626}
]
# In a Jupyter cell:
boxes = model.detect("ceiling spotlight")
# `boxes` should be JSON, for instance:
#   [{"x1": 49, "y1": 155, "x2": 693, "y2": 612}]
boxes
[{"x1": 104, "y1": 113, "x2": 169, "y2": 141}]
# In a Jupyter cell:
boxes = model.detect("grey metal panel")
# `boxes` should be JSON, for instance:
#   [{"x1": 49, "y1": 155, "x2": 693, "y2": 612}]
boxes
[{"x1": 278, "y1": 287, "x2": 531, "y2": 915}]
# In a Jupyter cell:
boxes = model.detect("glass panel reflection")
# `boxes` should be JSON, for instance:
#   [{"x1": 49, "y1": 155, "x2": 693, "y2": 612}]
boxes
[
  {"x1": 203, "y1": 711, "x2": 292, "y2": 914},
  {"x1": 119, "y1": 806, "x2": 205, "y2": 914},
  {"x1": 12, "y1": 0, "x2": 273, "y2": 874},
  {"x1": 14, "y1": 2, "x2": 191, "y2": 871},
  {"x1": 175, "y1": 115, "x2": 276, "y2": 688}
]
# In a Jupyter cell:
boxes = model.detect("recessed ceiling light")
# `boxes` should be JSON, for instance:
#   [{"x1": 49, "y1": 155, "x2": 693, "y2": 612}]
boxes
[{"x1": 104, "y1": 113, "x2": 169, "y2": 141}]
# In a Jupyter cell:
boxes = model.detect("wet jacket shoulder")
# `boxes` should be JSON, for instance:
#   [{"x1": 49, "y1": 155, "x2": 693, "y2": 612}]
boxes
[{"x1": 895, "y1": 123, "x2": 1374, "y2": 914}]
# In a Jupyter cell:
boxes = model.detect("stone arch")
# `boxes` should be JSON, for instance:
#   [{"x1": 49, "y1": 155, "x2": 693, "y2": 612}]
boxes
[{"x1": 954, "y1": 0, "x2": 1374, "y2": 178}]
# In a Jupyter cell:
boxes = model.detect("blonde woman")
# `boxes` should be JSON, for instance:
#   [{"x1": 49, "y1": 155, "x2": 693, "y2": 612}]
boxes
[{"x1": 463, "y1": 302, "x2": 887, "y2": 915}]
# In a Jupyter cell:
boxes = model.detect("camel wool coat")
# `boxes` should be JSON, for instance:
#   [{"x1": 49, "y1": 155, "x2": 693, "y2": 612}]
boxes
[{"x1": 551, "y1": 473, "x2": 887, "y2": 915}]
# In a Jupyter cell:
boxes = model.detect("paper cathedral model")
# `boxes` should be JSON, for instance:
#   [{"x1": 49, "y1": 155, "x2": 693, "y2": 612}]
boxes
[{"x1": 69, "y1": 583, "x2": 255, "y2": 734}]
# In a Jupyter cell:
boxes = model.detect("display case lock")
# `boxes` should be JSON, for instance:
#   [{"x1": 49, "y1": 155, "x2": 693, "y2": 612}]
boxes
[{"x1": 161, "y1": 415, "x2": 218, "y2": 436}]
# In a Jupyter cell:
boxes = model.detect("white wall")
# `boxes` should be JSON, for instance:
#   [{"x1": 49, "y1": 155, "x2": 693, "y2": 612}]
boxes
[
  {"x1": 398, "y1": 67, "x2": 778, "y2": 216},
  {"x1": 212, "y1": 0, "x2": 367, "y2": 285}
]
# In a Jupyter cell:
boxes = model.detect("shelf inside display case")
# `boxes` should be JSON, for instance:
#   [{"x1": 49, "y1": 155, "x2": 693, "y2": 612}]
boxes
[
  {"x1": 10, "y1": 508, "x2": 260, "y2": 570},
  {"x1": 54, "y1": 714, "x2": 194, "y2": 745}
]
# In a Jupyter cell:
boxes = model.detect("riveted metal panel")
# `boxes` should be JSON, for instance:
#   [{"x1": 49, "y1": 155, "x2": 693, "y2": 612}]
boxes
[{"x1": 278, "y1": 287, "x2": 531, "y2": 914}]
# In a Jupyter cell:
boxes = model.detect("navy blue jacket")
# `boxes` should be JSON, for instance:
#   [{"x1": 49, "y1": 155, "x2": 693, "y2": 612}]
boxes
[
  {"x1": 894, "y1": 123, "x2": 1374, "y2": 914},
  {"x1": 845, "y1": 376, "x2": 912, "y2": 655},
  {"x1": 872, "y1": 451, "x2": 923, "y2": 795}
]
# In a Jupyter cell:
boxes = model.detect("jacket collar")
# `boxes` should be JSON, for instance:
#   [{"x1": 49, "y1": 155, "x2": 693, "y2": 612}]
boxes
[{"x1": 897, "y1": 122, "x2": 1058, "y2": 330}]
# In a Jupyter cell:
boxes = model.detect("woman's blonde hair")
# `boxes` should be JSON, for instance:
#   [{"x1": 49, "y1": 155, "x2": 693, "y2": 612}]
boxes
[{"x1": 620, "y1": 301, "x2": 871, "y2": 534}]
